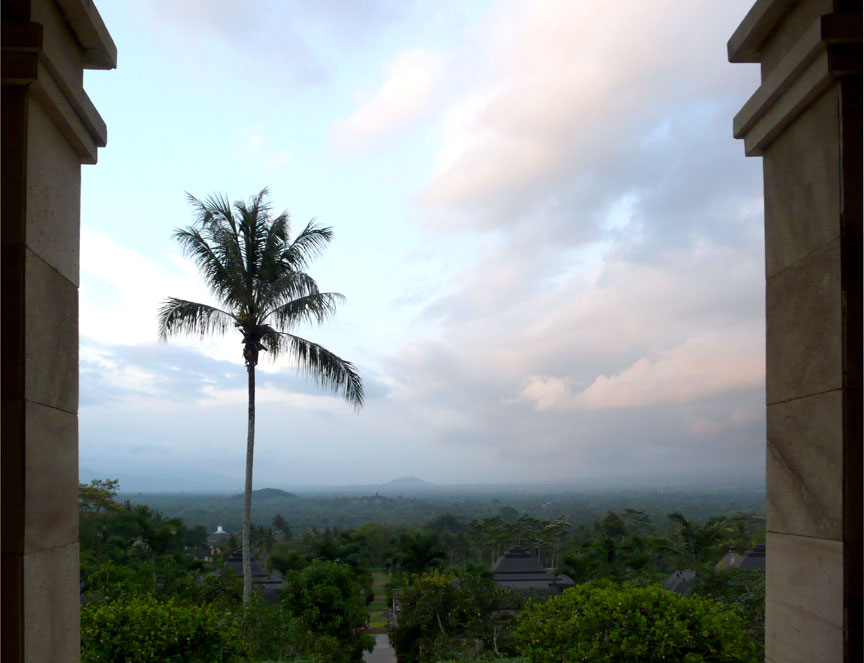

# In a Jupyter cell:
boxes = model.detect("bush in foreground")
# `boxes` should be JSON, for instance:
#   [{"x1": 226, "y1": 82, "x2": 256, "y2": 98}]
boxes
[
  {"x1": 282, "y1": 560, "x2": 375, "y2": 663},
  {"x1": 81, "y1": 595, "x2": 244, "y2": 663},
  {"x1": 391, "y1": 567, "x2": 526, "y2": 663},
  {"x1": 514, "y1": 580, "x2": 757, "y2": 663}
]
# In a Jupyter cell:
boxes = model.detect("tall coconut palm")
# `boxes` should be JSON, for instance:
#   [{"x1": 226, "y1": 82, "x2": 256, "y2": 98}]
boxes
[{"x1": 158, "y1": 189, "x2": 363, "y2": 602}]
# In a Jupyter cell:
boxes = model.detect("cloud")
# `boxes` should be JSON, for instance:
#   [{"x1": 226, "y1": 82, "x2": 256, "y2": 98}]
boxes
[
  {"x1": 422, "y1": 0, "x2": 756, "y2": 231},
  {"x1": 80, "y1": 0, "x2": 767, "y2": 487},
  {"x1": 363, "y1": 2, "x2": 764, "y2": 477},
  {"x1": 332, "y1": 49, "x2": 450, "y2": 151},
  {"x1": 133, "y1": 0, "x2": 397, "y2": 88},
  {"x1": 80, "y1": 339, "x2": 391, "y2": 409},
  {"x1": 520, "y1": 332, "x2": 764, "y2": 411},
  {"x1": 81, "y1": 229, "x2": 191, "y2": 346}
]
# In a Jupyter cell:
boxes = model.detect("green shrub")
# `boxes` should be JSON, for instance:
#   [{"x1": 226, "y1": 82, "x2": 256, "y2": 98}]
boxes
[
  {"x1": 282, "y1": 560, "x2": 375, "y2": 663},
  {"x1": 81, "y1": 594, "x2": 244, "y2": 663},
  {"x1": 514, "y1": 580, "x2": 758, "y2": 663},
  {"x1": 689, "y1": 568, "x2": 765, "y2": 661},
  {"x1": 390, "y1": 568, "x2": 526, "y2": 663}
]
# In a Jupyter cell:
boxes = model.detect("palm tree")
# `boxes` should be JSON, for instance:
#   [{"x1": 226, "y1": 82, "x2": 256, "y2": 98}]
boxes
[
  {"x1": 158, "y1": 189, "x2": 363, "y2": 602},
  {"x1": 660, "y1": 513, "x2": 731, "y2": 573},
  {"x1": 396, "y1": 531, "x2": 446, "y2": 577}
]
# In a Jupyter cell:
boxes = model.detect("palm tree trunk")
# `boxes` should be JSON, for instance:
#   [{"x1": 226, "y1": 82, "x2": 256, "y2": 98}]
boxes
[{"x1": 242, "y1": 362, "x2": 256, "y2": 603}]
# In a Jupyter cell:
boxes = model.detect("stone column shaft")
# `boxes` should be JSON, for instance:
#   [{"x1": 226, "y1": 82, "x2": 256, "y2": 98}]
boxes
[
  {"x1": 1, "y1": 1, "x2": 115, "y2": 661},
  {"x1": 730, "y1": 1, "x2": 861, "y2": 661}
]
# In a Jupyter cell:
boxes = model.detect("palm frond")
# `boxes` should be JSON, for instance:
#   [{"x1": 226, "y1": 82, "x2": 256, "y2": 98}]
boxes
[
  {"x1": 234, "y1": 189, "x2": 271, "y2": 277},
  {"x1": 209, "y1": 223, "x2": 250, "y2": 309},
  {"x1": 257, "y1": 271, "x2": 321, "y2": 312},
  {"x1": 282, "y1": 219, "x2": 333, "y2": 270},
  {"x1": 257, "y1": 212, "x2": 290, "y2": 281},
  {"x1": 158, "y1": 298, "x2": 236, "y2": 340},
  {"x1": 263, "y1": 329, "x2": 363, "y2": 409},
  {"x1": 234, "y1": 188, "x2": 270, "y2": 228},
  {"x1": 266, "y1": 292, "x2": 345, "y2": 329},
  {"x1": 172, "y1": 226, "x2": 244, "y2": 307},
  {"x1": 187, "y1": 192, "x2": 236, "y2": 235},
  {"x1": 186, "y1": 194, "x2": 261, "y2": 312}
]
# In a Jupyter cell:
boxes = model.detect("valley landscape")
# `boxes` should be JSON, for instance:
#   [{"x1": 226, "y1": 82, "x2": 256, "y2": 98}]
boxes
[{"x1": 117, "y1": 477, "x2": 766, "y2": 535}]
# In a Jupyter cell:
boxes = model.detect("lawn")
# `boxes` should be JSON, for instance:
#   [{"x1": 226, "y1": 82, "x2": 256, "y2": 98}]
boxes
[{"x1": 368, "y1": 572, "x2": 391, "y2": 630}]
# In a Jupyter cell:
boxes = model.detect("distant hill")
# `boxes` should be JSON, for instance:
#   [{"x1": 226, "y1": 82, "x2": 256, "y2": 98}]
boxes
[{"x1": 385, "y1": 476, "x2": 432, "y2": 487}]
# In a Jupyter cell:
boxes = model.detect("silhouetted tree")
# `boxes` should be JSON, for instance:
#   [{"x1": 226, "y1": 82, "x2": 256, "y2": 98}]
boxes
[{"x1": 159, "y1": 190, "x2": 363, "y2": 601}]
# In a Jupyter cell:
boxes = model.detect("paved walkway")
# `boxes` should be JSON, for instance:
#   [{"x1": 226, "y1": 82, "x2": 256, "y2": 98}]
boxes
[{"x1": 363, "y1": 633, "x2": 396, "y2": 663}]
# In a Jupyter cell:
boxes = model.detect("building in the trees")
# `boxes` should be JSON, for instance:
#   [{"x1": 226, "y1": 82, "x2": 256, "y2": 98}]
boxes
[
  {"x1": 716, "y1": 543, "x2": 767, "y2": 573},
  {"x1": 491, "y1": 545, "x2": 575, "y2": 595},
  {"x1": 664, "y1": 569, "x2": 696, "y2": 595},
  {"x1": 666, "y1": 543, "x2": 767, "y2": 596},
  {"x1": 717, "y1": 548, "x2": 744, "y2": 570},
  {"x1": 206, "y1": 523, "x2": 230, "y2": 545},
  {"x1": 215, "y1": 552, "x2": 287, "y2": 603}
]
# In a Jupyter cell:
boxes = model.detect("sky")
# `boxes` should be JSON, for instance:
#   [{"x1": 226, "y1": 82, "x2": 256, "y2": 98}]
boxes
[{"x1": 79, "y1": 0, "x2": 766, "y2": 490}]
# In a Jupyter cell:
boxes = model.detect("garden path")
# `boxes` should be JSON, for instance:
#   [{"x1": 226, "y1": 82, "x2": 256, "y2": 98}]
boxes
[{"x1": 363, "y1": 633, "x2": 396, "y2": 663}]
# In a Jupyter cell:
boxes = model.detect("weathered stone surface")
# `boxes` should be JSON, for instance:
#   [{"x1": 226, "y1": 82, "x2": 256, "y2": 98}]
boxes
[
  {"x1": 764, "y1": 87, "x2": 840, "y2": 278},
  {"x1": 31, "y1": 0, "x2": 84, "y2": 87},
  {"x1": 765, "y1": 532, "x2": 843, "y2": 663},
  {"x1": 24, "y1": 250, "x2": 78, "y2": 414},
  {"x1": 22, "y1": 543, "x2": 80, "y2": 663},
  {"x1": 731, "y1": 3, "x2": 862, "y2": 661},
  {"x1": 25, "y1": 97, "x2": 82, "y2": 286},
  {"x1": 23, "y1": 401, "x2": 78, "y2": 553},
  {"x1": 766, "y1": 239, "x2": 842, "y2": 405},
  {"x1": 766, "y1": 390, "x2": 843, "y2": 539},
  {"x1": 759, "y1": 0, "x2": 833, "y2": 76}
]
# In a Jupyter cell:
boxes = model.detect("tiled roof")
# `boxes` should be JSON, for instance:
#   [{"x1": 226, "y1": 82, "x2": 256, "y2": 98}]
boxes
[
  {"x1": 212, "y1": 553, "x2": 287, "y2": 603},
  {"x1": 492, "y1": 545, "x2": 574, "y2": 595},
  {"x1": 492, "y1": 546, "x2": 553, "y2": 578},
  {"x1": 664, "y1": 569, "x2": 695, "y2": 595},
  {"x1": 738, "y1": 544, "x2": 765, "y2": 571}
]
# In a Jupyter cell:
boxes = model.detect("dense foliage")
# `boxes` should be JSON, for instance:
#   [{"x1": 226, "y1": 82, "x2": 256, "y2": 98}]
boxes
[
  {"x1": 121, "y1": 484, "x2": 765, "y2": 535},
  {"x1": 80, "y1": 479, "x2": 765, "y2": 661},
  {"x1": 81, "y1": 595, "x2": 242, "y2": 663},
  {"x1": 514, "y1": 580, "x2": 758, "y2": 663},
  {"x1": 390, "y1": 568, "x2": 525, "y2": 662},
  {"x1": 79, "y1": 479, "x2": 208, "y2": 602},
  {"x1": 79, "y1": 481, "x2": 371, "y2": 663},
  {"x1": 689, "y1": 567, "x2": 765, "y2": 661},
  {"x1": 282, "y1": 560, "x2": 375, "y2": 662}
]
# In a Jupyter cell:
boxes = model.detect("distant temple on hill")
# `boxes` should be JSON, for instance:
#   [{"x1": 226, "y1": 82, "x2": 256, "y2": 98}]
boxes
[
  {"x1": 363, "y1": 492, "x2": 392, "y2": 505},
  {"x1": 206, "y1": 523, "x2": 230, "y2": 545},
  {"x1": 491, "y1": 545, "x2": 575, "y2": 595}
]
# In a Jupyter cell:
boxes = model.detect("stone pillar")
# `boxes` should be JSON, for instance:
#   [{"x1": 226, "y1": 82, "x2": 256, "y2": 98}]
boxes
[
  {"x1": 729, "y1": 1, "x2": 861, "y2": 662},
  {"x1": 1, "y1": 1, "x2": 115, "y2": 661}
]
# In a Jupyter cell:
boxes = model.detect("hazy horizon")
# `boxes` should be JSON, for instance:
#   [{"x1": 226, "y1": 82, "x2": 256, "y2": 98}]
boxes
[{"x1": 82, "y1": 465, "x2": 765, "y2": 496}]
